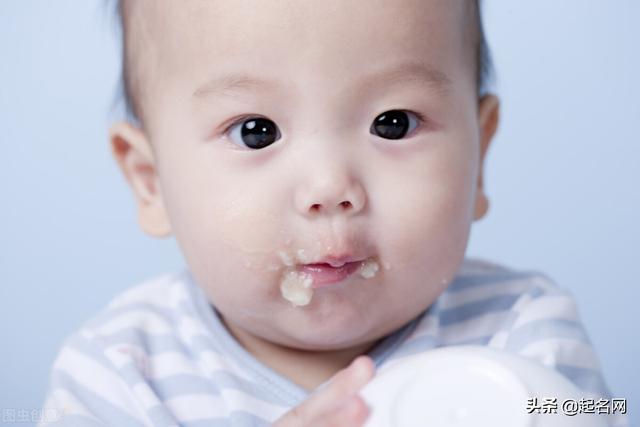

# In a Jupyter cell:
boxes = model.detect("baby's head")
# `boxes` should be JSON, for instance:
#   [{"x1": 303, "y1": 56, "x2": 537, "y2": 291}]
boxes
[{"x1": 110, "y1": 0, "x2": 499, "y2": 351}]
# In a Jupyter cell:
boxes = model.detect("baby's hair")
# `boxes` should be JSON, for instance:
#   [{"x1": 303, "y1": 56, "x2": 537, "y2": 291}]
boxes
[{"x1": 108, "y1": 0, "x2": 494, "y2": 128}]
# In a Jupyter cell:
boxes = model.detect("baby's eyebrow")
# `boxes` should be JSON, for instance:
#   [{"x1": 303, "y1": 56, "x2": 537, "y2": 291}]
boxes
[
  {"x1": 193, "y1": 73, "x2": 278, "y2": 99},
  {"x1": 192, "y1": 61, "x2": 452, "y2": 100},
  {"x1": 362, "y1": 62, "x2": 453, "y2": 94}
]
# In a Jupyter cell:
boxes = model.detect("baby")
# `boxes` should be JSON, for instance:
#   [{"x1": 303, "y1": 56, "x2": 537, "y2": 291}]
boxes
[{"x1": 40, "y1": 0, "x2": 627, "y2": 426}]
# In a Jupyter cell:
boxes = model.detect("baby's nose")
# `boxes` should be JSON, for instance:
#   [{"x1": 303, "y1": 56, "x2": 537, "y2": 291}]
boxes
[
  {"x1": 295, "y1": 174, "x2": 366, "y2": 218},
  {"x1": 310, "y1": 199, "x2": 353, "y2": 214},
  {"x1": 291, "y1": 132, "x2": 367, "y2": 218}
]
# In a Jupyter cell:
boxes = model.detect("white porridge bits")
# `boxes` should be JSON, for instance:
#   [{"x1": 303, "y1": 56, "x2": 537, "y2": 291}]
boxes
[{"x1": 280, "y1": 270, "x2": 314, "y2": 306}]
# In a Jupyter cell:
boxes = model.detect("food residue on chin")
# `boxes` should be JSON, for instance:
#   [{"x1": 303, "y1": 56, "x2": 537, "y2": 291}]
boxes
[{"x1": 280, "y1": 270, "x2": 314, "y2": 306}]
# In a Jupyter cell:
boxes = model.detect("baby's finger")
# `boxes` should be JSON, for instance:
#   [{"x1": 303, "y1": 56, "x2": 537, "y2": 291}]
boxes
[
  {"x1": 306, "y1": 356, "x2": 375, "y2": 414},
  {"x1": 272, "y1": 356, "x2": 375, "y2": 427},
  {"x1": 311, "y1": 395, "x2": 370, "y2": 427}
]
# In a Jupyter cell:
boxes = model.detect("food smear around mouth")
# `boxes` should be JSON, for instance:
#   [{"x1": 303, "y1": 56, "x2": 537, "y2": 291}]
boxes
[
  {"x1": 277, "y1": 250, "x2": 295, "y2": 267},
  {"x1": 359, "y1": 258, "x2": 380, "y2": 278},
  {"x1": 280, "y1": 270, "x2": 314, "y2": 306},
  {"x1": 296, "y1": 248, "x2": 311, "y2": 264},
  {"x1": 276, "y1": 248, "x2": 382, "y2": 306}
]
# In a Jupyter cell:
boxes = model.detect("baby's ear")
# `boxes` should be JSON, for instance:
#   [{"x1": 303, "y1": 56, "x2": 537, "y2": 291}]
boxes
[
  {"x1": 109, "y1": 121, "x2": 172, "y2": 237},
  {"x1": 474, "y1": 94, "x2": 500, "y2": 221}
]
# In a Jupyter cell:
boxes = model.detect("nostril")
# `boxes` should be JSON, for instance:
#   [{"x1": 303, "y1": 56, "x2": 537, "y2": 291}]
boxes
[
  {"x1": 340, "y1": 201, "x2": 352, "y2": 209},
  {"x1": 310, "y1": 204, "x2": 321, "y2": 212}
]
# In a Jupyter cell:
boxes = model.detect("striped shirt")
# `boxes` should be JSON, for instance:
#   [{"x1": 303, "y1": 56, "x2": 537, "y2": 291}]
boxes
[{"x1": 40, "y1": 258, "x2": 629, "y2": 427}]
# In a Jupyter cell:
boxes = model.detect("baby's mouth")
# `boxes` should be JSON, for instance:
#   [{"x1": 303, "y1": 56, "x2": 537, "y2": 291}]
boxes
[
  {"x1": 297, "y1": 260, "x2": 365, "y2": 288},
  {"x1": 278, "y1": 250, "x2": 381, "y2": 307}
]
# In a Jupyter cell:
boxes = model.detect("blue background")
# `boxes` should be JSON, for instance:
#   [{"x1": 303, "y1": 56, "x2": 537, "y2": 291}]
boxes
[{"x1": 0, "y1": 1, "x2": 637, "y2": 425}]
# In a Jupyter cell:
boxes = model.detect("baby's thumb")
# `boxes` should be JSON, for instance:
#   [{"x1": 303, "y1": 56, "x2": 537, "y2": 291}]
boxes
[
  {"x1": 312, "y1": 356, "x2": 375, "y2": 409},
  {"x1": 273, "y1": 356, "x2": 375, "y2": 427}
]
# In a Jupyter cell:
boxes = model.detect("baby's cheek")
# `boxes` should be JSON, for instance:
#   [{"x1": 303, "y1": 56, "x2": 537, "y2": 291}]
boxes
[
  {"x1": 380, "y1": 183, "x2": 471, "y2": 291},
  {"x1": 183, "y1": 225, "x2": 284, "y2": 315},
  {"x1": 164, "y1": 193, "x2": 277, "y2": 297}
]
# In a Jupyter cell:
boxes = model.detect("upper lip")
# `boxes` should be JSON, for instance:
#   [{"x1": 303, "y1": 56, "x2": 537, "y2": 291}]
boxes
[{"x1": 305, "y1": 254, "x2": 364, "y2": 268}]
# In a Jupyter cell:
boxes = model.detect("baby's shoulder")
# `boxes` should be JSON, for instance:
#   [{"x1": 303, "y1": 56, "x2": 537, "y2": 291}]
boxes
[
  {"x1": 84, "y1": 271, "x2": 193, "y2": 332},
  {"x1": 43, "y1": 274, "x2": 264, "y2": 424},
  {"x1": 445, "y1": 257, "x2": 564, "y2": 299},
  {"x1": 407, "y1": 258, "x2": 577, "y2": 345},
  {"x1": 56, "y1": 271, "x2": 206, "y2": 366}
]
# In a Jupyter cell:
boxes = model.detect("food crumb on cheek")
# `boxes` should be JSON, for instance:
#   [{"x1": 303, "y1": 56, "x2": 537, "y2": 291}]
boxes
[
  {"x1": 280, "y1": 270, "x2": 314, "y2": 306},
  {"x1": 277, "y1": 251, "x2": 295, "y2": 267},
  {"x1": 359, "y1": 258, "x2": 380, "y2": 278},
  {"x1": 296, "y1": 248, "x2": 311, "y2": 264}
]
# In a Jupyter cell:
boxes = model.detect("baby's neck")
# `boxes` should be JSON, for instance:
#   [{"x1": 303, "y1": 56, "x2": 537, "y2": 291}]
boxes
[{"x1": 221, "y1": 315, "x2": 378, "y2": 391}]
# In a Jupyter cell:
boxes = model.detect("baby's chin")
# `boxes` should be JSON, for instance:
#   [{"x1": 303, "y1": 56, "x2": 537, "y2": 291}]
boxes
[
  {"x1": 266, "y1": 327, "x2": 383, "y2": 352},
  {"x1": 256, "y1": 304, "x2": 416, "y2": 352}
]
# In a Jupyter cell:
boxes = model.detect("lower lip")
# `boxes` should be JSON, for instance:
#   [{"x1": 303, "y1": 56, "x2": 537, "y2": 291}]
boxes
[{"x1": 298, "y1": 261, "x2": 363, "y2": 288}]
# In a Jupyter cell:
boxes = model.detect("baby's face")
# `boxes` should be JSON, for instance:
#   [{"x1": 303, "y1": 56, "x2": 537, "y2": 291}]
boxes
[{"x1": 115, "y1": 0, "x2": 497, "y2": 350}]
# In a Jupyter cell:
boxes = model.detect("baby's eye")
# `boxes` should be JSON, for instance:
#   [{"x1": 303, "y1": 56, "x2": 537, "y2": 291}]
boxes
[
  {"x1": 370, "y1": 110, "x2": 421, "y2": 140},
  {"x1": 227, "y1": 117, "x2": 281, "y2": 149}
]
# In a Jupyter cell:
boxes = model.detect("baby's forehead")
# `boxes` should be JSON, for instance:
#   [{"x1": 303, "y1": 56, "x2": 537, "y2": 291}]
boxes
[
  {"x1": 119, "y1": 0, "x2": 480, "y2": 122},
  {"x1": 128, "y1": 0, "x2": 474, "y2": 47}
]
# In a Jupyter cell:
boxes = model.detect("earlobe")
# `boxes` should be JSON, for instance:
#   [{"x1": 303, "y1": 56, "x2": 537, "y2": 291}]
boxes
[
  {"x1": 474, "y1": 193, "x2": 489, "y2": 220},
  {"x1": 109, "y1": 121, "x2": 172, "y2": 237},
  {"x1": 473, "y1": 94, "x2": 500, "y2": 221}
]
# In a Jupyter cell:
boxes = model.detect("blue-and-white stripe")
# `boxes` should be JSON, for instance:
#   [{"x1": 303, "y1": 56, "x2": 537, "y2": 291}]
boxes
[{"x1": 39, "y1": 258, "x2": 629, "y2": 427}]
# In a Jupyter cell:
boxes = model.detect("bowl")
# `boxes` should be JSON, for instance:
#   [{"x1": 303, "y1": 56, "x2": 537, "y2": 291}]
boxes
[{"x1": 360, "y1": 345, "x2": 608, "y2": 427}]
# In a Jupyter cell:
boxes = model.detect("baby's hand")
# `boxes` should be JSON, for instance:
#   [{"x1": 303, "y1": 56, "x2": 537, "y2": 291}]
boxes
[{"x1": 273, "y1": 355, "x2": 375, "y2": 427}]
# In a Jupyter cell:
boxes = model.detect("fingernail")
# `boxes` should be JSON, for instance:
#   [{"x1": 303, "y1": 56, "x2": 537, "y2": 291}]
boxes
[
  {"x1": 351, "y1": 357, "x2": 372, "y2": 381},
  {"x1": 349, "y1": 357, "x2": 363, "y2": 373}
]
